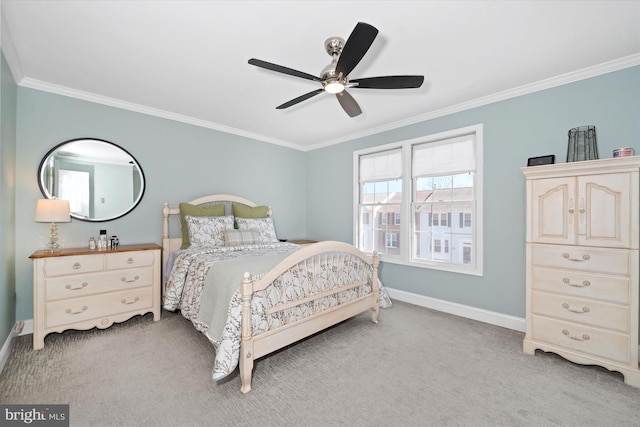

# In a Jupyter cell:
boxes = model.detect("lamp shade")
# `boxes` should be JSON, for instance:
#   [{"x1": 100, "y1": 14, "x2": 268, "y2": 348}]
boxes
[{"x1": 34, "y1": 199, "x2": 71, "y2": 223}]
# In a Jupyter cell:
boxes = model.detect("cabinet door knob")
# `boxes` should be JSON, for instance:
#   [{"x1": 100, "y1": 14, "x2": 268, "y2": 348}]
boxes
[
  {"x1": 121, "y1": 297, "x2": 140, "y2": 305},
  {"x1": 121, "y1": 275, "x2": 140, "y2": 283},
  {"x1": 127, "y1": 257, "x2": 135, "y2": 264},
  {"x1": 72, "y1": 262, "x2": 82, "y2": 269}
]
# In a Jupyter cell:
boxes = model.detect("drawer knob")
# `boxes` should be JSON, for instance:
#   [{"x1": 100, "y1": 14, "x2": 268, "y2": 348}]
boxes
[
  {"x1": 121, "y1": 297, "x2": 140, "y2": 305},
  {"x1": 562, "y1": 253, "x2": 590, "y2": 262},
  {"x1": 562, "y1": 278, "x2": 591, "y2": 288},
  {"x1": 121, "y1": 275, "x2": 140, "y2": 283},
  {"x1": 562, "y1": 303, "x2": 591, "y2": 314},
  {"x1": 65, "y1": 306, "x2": 88, "y2": 315},
  {"x1": 72, "y1": 262, "x2": 82, "y2": 269},
  {"x1": 127, "y1": 257, "x2": 135, "y2": 264},
  {"x1": 65, "y1": 282, "x2": 89, "y2": 291},
  {"x1": 562, "y1": 329, "x2": 590, "y2": 342}
]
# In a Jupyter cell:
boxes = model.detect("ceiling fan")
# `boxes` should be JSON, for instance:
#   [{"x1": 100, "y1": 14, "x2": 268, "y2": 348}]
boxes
[{"x1": 248, "y1": 22, "x2": 424, "y2": 118}]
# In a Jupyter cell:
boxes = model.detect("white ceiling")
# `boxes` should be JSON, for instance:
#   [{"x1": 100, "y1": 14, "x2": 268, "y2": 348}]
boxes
[{"x1": 2, "y1": 1, "x2": 639, "y2": 151}]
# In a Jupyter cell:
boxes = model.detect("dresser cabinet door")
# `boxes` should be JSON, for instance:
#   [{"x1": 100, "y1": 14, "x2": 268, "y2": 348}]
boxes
[
  {"x1": 530, "y1": 172, "x2": 634, "y2": 248},
  {"x1": 530, "y1": 177, "x2": 576, "y2": 245},
  {"x1": 577, "y1": 173, "x2": 632, "y2": 248}
]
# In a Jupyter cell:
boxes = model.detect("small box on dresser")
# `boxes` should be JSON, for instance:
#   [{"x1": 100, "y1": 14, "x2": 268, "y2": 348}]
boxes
[
  {"x1": 30, "y1": 243, "x2": 162, "y2": 350},
  {"x1": 521, "y1": 156, "x2": 640, "y2": 388}
]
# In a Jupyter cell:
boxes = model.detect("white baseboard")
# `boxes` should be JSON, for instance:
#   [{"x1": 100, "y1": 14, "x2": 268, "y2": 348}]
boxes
[
  {"x1": 386, "y1": 288, "x2": 640, "y2": 354},
  {"x1": 0, "y1": 320, "x2": 33, "y2": 375},
  {"x1": 19, "y1": 319, "x2": 33, "y2": 336},
  {"x1": 386, "y1": 287, "x2": 526, "y2": 332}
]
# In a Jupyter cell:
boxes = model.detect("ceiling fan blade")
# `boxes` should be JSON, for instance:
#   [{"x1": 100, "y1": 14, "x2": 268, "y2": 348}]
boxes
[
  {"x1": 335, "y1": 22, "x2": 378, "y2": 77},
  {"x1": 350, "y1": 75, "x2": 424, "y2": 89},
  {"x1": 336, "y1": 90, "x2": 362, "y2": 117},
  {"x1": 276, "y1": 89, "x2": 325, "y2": 109},
  {"x1": 248, "y1": 58, "x2": 322, "y2": 82}
]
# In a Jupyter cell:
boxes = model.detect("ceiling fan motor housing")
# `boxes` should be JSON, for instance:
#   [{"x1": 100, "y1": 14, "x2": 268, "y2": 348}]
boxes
[{"x1": 322, "y1": 37, "x2": 346, "y2": 82}]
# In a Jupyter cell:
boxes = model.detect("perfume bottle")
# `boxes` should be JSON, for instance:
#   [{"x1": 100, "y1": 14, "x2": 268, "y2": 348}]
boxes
[
  {"x1": 98, "y1": 230, "x2": 107, "y2": 250},
  {"x1": 88, "y1": 237, "x2": 96, "y2": 250}
]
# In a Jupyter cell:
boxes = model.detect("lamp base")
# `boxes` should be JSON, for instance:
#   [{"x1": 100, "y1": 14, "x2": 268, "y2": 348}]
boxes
[{"x1": 47, "y1": 222, "x2": 60, "y2": 253}]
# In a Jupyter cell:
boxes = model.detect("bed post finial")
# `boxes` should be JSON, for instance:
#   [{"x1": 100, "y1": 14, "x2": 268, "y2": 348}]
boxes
[
  {"x1": 162, "y1": 203, "x2": 170, "y2": 239},
  {"x1": 371, "y1": 250, "x2": 380, "y2": 324}
]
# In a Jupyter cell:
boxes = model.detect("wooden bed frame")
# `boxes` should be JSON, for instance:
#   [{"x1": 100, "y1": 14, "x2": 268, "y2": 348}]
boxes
[{"x1": 162, "y1": 194, "x2": 380, "y2": 393}]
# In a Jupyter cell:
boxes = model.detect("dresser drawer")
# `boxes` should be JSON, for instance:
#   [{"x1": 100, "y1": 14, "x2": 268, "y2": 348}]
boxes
[
  {"x1": 532, "y1": 267, "x2": 630, "y2": 304},
  {"x1": 45, "y1": 287, "x2": 153, "y2": 328},
  {"x1": 45, "y1": 267, "x2": 154, "y2": 301},
  {"x1": 531, "y1": 315, "x2": 630, "y2": 364},
  {"x1": 43, "y1": 255, "x2": 104, "y2": 277},
  {"x1": 532, "y1": 291, "x2": 629, "y2": 332},
  {"x1": 106, "y1": 251, "x2": 156, "y2": 270},
  {"x1": 531, "y1": 244, "x2": 631, "y2": 276}
]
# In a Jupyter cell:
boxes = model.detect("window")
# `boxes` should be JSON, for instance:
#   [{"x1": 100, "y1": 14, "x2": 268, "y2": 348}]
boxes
[
  {"x1": 355, "y1": 124, "x2": 483, "y2": 276},
  {"x1": 394, "y1": 212, "x2": 401, "y2": 225},
  {"x1": 385, "y1": 232, "x2": 398, "y2": 248},
  {"x1": 356, "y1": 149, "x2": 402, "y2": 256}
]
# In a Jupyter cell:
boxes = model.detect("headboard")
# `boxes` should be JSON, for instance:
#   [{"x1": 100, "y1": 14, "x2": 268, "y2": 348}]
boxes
[{"x1": 162, "y1": 194, "x2": 271, "y2": 288}]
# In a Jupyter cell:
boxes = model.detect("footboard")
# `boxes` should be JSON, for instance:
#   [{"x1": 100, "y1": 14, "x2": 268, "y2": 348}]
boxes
[{"x1": 239, "y1": 241, "x2": 379, "y2": 393}]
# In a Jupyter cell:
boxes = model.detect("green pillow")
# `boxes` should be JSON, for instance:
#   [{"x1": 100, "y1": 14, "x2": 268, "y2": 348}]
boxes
[
  {"x1": 232, "y1": 203, "x2": 269, "y2": 219},
  {"x1": 179, "y1": 203, "x2": 225, "y2": 249}
]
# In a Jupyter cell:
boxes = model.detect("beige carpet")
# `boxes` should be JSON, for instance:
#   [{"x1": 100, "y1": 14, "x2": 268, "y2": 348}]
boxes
[{"x1": 1, "y1": 301, "x2": 639, "y2": 426}]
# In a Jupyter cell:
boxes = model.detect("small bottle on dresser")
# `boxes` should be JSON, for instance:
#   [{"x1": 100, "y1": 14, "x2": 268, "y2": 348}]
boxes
[
  {"x1": 98, "y1": 230, "x2": 107, "y2": 250},
  {"x1": 88, "y1": 237, "x2": 96, "y2": 250}
]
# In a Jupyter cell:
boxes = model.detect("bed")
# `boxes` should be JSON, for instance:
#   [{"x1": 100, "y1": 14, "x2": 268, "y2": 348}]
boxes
[{"x1": 162, "y1": 194, "x2": 392, "y2": 393}]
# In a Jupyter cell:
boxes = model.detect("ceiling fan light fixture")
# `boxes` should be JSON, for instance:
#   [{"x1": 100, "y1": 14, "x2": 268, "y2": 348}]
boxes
[{"x1": 324, "y1": 81, "x2": 345, "y2": 94}]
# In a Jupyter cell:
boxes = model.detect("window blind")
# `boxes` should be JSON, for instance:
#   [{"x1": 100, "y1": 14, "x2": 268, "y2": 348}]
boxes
[
  {"x1": 412, "y1": 134, "x2": 475, "y2": 177},
  {"x1": 359, "y1": 149, "x2": 402, "y2": 182}
]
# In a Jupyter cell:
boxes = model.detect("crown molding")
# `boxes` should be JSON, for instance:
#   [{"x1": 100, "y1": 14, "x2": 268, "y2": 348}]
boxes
[
  {"x1": 306, "y1": 53, "x2": 640, "y2": 151},
  {"x1": 11, "y1": 53, "x2": 640, "y2": 153},
  {"x1": 17, "y1": 77, "x2": 306, "y2": 151}
]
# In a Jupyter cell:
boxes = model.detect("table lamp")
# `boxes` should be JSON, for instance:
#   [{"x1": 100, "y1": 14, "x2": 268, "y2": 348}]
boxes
[{"x1": 35, "y1": 198, "x2": 71, "y2": 252}]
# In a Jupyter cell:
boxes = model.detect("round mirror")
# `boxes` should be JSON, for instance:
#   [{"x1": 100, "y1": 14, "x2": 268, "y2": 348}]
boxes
[{"x1": 38, "y1": 138, "x2": 145, "y2": 222}]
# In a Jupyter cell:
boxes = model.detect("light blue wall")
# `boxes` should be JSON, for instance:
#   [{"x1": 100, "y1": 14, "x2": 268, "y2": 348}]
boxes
[
  {"x1": 14, "y1": 88, "x2": 307, "y2": 320},
  {"x1": 305, "y1": 66, "x2": 640, "y2": 317},
  {"x1": 0, "y1": 52, "x2": 18, "y2": 345},
  {"x1": 8, "y1": 66, "x2": 640, "y2": 324}
]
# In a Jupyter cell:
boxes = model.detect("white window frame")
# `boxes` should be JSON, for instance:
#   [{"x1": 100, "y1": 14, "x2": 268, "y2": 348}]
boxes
[{"x1": 353, "y1": 124, "x2": 483, "y2": 276}]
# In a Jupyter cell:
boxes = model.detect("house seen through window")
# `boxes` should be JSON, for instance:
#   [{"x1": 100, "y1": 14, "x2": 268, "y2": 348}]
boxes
[{"x1": 354, "y1": 124, "x2": 483, "y2": 276}]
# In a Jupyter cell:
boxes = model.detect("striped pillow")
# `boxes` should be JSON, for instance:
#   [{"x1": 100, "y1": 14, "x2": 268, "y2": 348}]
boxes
[{"x1": 223, "y1": 228, "x2": 261, "y2": 246}]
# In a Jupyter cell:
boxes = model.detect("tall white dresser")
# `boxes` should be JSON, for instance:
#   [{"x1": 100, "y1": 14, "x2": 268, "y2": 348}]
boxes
[{"x1": 522, "y1": 156, "x2": 640, "y2": 387}]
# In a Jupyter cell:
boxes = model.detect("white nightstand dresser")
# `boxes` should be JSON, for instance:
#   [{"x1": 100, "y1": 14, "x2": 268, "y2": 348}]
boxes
[
  {"x1": 30, "y1": 243, "x2": 162, "y2": 350},
  {"x1": 522, "y1": 157, "x2": 640, "y2": 387}
]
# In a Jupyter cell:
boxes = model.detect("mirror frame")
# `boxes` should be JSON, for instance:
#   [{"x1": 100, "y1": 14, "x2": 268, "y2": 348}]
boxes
[{"x1": 38, "y1": 138, "x2": 146, "y2": 222}]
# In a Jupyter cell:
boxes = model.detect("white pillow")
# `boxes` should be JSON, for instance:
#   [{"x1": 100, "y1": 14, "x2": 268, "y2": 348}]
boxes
[
  {"x1": 235, "y1": 217, "x2": 279, "y2": 243},
  {"x1": 185, "y1": 215, "x2": 234, "y2": 247}
]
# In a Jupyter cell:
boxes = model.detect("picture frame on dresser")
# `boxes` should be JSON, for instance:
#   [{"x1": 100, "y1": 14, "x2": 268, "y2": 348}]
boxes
[
  {"x1": 30, "y1": 243, "x2": 162, "y2": 350},
  {"x1": 526, "y1": 154, "x2": 555, "y2": 166}
]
